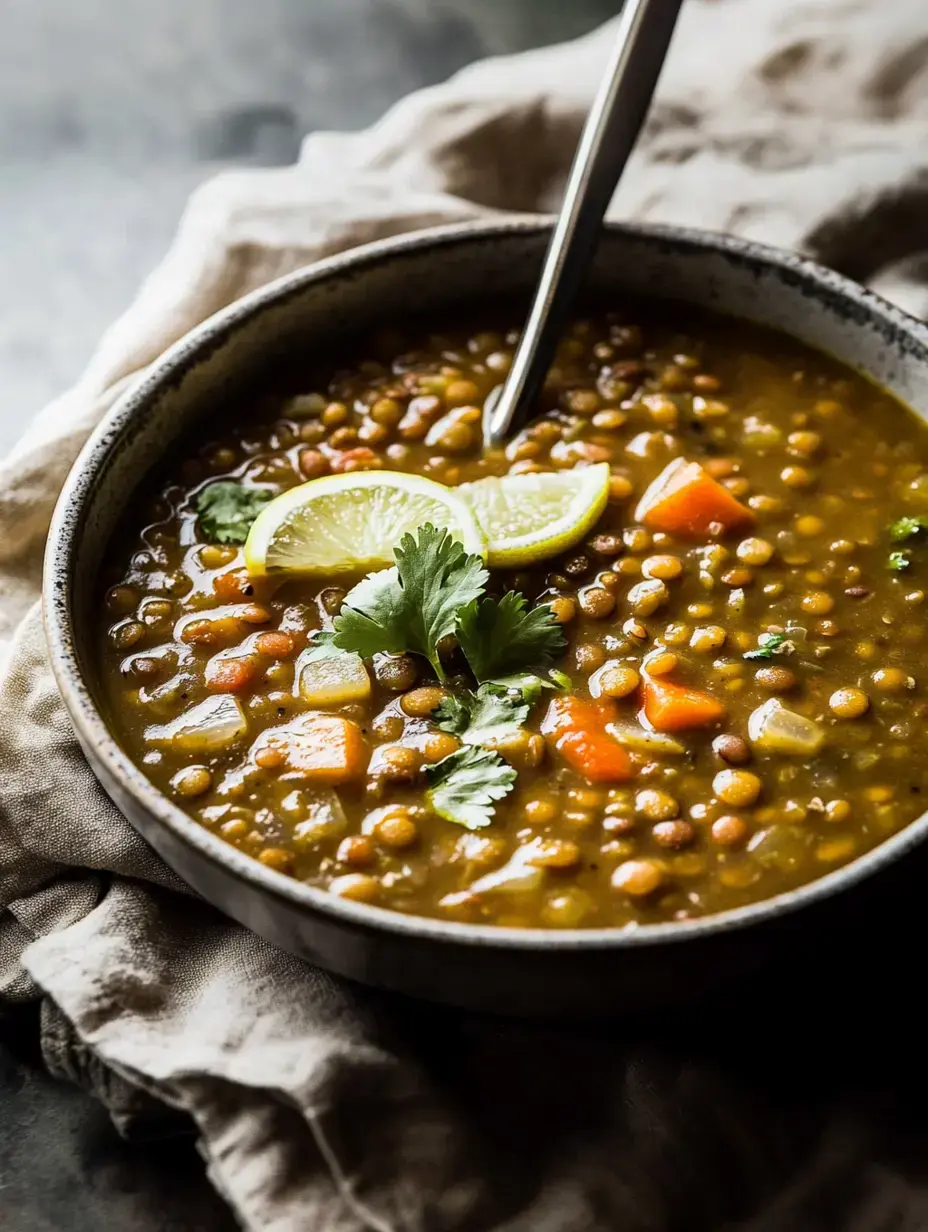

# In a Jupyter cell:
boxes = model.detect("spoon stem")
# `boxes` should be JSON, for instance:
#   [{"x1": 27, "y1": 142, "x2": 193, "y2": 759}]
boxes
[{"x1": 484, "y1": 0, "x2": 685, "y2": 447}]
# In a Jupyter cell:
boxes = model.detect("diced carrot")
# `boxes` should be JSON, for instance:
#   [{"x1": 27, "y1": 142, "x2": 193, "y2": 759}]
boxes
[
  {"x1": 330, "y1": 447, "x2": 384, "y2": 474},
  {"x1": 541, "y1": 696, "x2": 635, "y2": 783},
  {"x1": 264, "y1": 714, "x2": 369, "y2": 785},
  {"x1": 254, "y1": 631, "x2": 294, "y2": 658},
  {"x1": 640, "y1": 675, "x2": 726, "y2": 732},
  {"x1": 206, "y1": 655, "x2": 258, "y2": 693},
  {"x1": 635, "y1": 458, "x2": 754, "y2": 537},
  {"x1": 213, "y1": 570, "x2": 257, "y2": 602}
]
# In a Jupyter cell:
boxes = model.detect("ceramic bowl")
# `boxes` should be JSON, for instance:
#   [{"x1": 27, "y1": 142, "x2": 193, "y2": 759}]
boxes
[{"x1": 44, "y1": 220, "x2": 928, "y2": 1016}]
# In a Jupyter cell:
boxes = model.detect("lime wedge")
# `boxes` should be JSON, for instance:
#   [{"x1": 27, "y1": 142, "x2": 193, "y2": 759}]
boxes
[
  {"x1": 244, "y1": 471, "x2": 486, "y2": 576},
  {"x1": 458, "y1": 463, "x2": 610, "y2": 567}
]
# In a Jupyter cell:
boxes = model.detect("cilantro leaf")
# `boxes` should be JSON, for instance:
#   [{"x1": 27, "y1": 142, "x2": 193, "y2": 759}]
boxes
[
  {"x1": 889, "y1": 551, "x2": 912, "y2": 572},
  {"x1": 890, "y1": 516, "x2": 928, "y2": 543},
  {"x1": 744, "y1": 631, "x2": 792, "y2": 661},
  {"x1": 425, "y1": 746, "x2": 517, "y2": 830},
  {"x1": 330, "y1": 567, "x2": 409, "y2": 659},
  {"x1": 195, "y1": 482, "x2": 272, "y2": 544},
  {"x1": 435, "y1": 684, "x2": 529, "y2": 747},
  {"x1": 331, "y1": 526, "x2": 488, "y2": 680},
  {"x1": 303, "y1": 629, "x2": 353, "y2": 662},
  {"x1": 456, "y1": 591, "x2": 565, "y2": 682},
  {"x1": 486, "y1": 668, "x2": 571, "y2": 704}
]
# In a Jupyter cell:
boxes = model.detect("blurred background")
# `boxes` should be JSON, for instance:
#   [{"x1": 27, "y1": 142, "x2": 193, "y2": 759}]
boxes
[{"x1": 0, "y1": 0, "x2": 616, "y2": 455}]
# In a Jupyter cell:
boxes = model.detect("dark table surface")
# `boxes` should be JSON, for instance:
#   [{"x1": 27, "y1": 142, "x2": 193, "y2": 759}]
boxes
[{"x1": 0, "y1": 2, "x2": 617, "y2": 1228}]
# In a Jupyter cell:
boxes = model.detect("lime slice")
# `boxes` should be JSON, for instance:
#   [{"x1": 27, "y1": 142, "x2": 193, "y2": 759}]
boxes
[
  {"x1": 458, "y1": 463, "x2": 611, "y2": 567},
  {"x1": 244, "y1": 470, "x2": 486, "y2": 576}
]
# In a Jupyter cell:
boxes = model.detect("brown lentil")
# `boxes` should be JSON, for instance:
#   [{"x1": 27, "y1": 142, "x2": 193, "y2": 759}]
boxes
[{"x1": 611, "y1": 859, "x2": 664, "y2": 897}]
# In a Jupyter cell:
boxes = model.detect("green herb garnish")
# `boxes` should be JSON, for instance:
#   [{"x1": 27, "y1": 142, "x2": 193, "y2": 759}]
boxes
[
  {"x1": 332, "y1": 525, "x2": 488, "y2": 681},
  {"x1": 425, "y1": 746, "x2": 517, "y2": 830},
  {"x1": 330, "y1": 524, "x2": 563, "y2": 685},
  {"x1": 487, "y1": 668, "x2": 572, "y2": 703},
  {"x1": 889, "y1": 551, "x2": 912, "y2": 572},
  {"x1": 303, "y1": 630, "x2": 352, "y2": 661},
  {"x1": 327, "y1": 523, "x2": 570, "y2": 829},
  {"x1": 436, "y1": 684, "x2": 529, "y2": 747},
  {"x1": 889, "y1": 516, "x2": 928, "y2": 543},
  {"x1": 456, "y1": 591, "x2": 565, "y2": 682},
  {"x1": 194, "y1": 482, "x2": 272, "y2": 544},
  {"x1": 744, "y1": 631, "x2": 792, "y2": 661}
]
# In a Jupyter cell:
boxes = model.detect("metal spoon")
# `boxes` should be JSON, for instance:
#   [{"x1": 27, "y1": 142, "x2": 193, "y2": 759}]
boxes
[{"x1": 483, "y1": 0, "x2": 685, "y2": 447}]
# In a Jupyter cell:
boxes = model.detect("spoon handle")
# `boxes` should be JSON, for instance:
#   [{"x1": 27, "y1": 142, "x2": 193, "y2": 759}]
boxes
[{"x1": 484, "y1": 0, "x2": 685, "y2": 447}]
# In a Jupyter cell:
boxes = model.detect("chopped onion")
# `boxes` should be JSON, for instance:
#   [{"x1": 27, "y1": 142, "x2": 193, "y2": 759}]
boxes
[
  {"x1": 470, "y1": 844, "x2": 545, "y2": 895},
  {"x1": 296, "y1": 650, "x2": 370, "y2": 707},
  {"x1": 605, "y1": 719, "x2": 686, "y2": 756},
  {"x1": 147, "y1": 695, "x2": 247, "y2": 753},
  {"x1": 747, "y1": 698, "x2": 824, "y2": 756},
  {"x1": 748, "y1": 825, "x2": 813, "y2": 871},
  {"x1": 293, "y1": 790, "x2": 349, "y2": 845},
  {"x1": 742, "y1": 417, "x2": 783, "y2": 452}
]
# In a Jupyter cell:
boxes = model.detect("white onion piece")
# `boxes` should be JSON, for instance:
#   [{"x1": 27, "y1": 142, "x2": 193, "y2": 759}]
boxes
[
  {"x1": 296, "y1": 650, "x2": 370, "y2": 707},
  {"x1": 293, "y1": 790, "x2": 349, "y2": 844},
  {"x1": 605, "y1": 720, "x2": 686, "y2": 756},
  {"x1": 147, "y1": 695, "x2": 247, "y2": 753},
  {"x1": 470, "y1": 844, "x2": 545, "y2": 895},
  {"x1": 748, "y1": 698, "x2": 824, "y2": 756}
]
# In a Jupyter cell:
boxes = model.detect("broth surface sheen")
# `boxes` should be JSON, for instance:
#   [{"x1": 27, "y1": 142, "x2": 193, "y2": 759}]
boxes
[{"x1": 97, "y1": 307, "x2": 928, "y2": 929}]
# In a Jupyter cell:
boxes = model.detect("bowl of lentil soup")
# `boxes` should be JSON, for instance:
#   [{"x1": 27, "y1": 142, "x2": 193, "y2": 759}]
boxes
[{"x1": 45, "y1": 220, "x2": 928, "y2": 1016}]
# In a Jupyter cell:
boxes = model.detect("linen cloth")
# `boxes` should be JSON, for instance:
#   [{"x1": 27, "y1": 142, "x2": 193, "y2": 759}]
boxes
[{"x1": 3, "y1": 1, "x2": 928, "y2": 1227}]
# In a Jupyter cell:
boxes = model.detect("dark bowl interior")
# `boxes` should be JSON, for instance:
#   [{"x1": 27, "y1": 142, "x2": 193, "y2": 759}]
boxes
[{"x1": 43, "y1": 220, "x2": 928, "y2": 1016}]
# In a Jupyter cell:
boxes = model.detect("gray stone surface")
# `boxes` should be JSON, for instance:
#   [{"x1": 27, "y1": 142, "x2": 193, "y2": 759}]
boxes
[{"x1": 0, "y1": 2, "x2": 615, "y2": 1227}]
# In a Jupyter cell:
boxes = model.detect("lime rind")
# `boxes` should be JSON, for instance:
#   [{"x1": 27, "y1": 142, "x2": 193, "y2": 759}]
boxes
[
  {"x1": 244, "y1": 470, "x2": 486, "y2": 576},
  {"x1": 458, "y1": 462, "x2": 611, "y2": 567}
]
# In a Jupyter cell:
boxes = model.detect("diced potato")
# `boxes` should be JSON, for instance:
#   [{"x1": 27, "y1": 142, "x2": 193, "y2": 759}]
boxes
[
  {"x1": 748, "y1": 698, "x2": 825, "y2": 756},
  {"x1": 252, "y1": 713, "x2": 369, "y2": 785},
  {"x1": 748, "y1": 825, "x2": 814, "y2": 871},
  {"x1": 146, "y1": 695, "x2": 247, "y2": 753},
  {"x1": 605, "y1": 719, "x2": 686, "y2": 756},
  {"x1": 295, "y1": 650, "x2": 371, "y2": 707}
]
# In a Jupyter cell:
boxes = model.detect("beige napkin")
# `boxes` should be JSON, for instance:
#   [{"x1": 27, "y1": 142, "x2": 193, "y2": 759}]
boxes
[{"x1": 3, "y1": 2, "x2": 928, "y2": 1228}]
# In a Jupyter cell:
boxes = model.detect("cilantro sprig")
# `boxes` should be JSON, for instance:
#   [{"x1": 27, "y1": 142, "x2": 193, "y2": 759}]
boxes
[
  {"x1": 889, "y1": 516, "x2": 928, "y2": 543},
  {"x1": 886, "y1": 517, "x2": 928, "y2": 573},
  {"x1": 456, "y1": 591, "x2": 566, "y2": 682},
  {"x1": 194, "y1": 481, "x2": 272, "y2": 544},
  {"x1": 325, "y1": 523, "x2": 571, "y2": 829},
  {"x1": 331, "y1": 525, "x2": 487, "y2": 680},
  {"x1": 425, "y1": 746, "x2": 517, "y2": 831},
  {"x1": 330, "y1": 524, "x2": 562, "y2": 685},
  {"x1": 435, "y1": 684, "x2": 529, "y2": 747},
  {"x1": 743, "y1": 631, "x2": 793, "y2": 661}
]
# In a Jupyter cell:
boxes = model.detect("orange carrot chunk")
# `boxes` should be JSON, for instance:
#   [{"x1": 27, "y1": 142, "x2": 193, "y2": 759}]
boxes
[
  {"x1": 541, "y1": 696, "x2": 635, "y2": 783},
  {"x1": 213, "y1": 570, "x2": 257, "y2": 602},
  {"x1": 635, "y1": 458, "x2": 754, "y2": 537},
  {"x1": 206, "y1": 655, "x2": 258, "y2": 693},
  {"x1": 641, "y1": 675, "x2": 726, "y2": 732},
  {"x1": 264, "y1": 713, "x2": 369, "y2": 785}
]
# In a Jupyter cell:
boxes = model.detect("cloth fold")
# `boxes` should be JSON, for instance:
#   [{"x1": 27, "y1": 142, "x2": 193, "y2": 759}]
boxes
[{"x1": 3, "y1": 2, "x2": 928, "y2": 1227}]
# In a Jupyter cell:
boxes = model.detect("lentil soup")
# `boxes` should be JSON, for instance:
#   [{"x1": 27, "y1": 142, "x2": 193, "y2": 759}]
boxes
[{"x1": 97, "y1": 307, "x2": 928, "y2": 929}]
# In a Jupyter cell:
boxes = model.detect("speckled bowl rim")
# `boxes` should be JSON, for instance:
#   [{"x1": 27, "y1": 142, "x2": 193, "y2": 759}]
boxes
[{"x1": 44, "y1": 217, "x2": 928, "y2": 954}]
